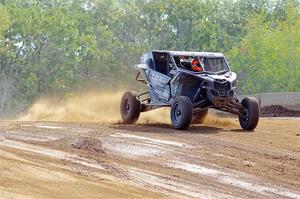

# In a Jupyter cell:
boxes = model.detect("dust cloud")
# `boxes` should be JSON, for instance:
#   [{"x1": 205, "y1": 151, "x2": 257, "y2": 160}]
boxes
[
  {"x1": 18, "y1": 91, "x2": 170, "y2": 124},
  {"x1": 18, "y1": 91, "x2": 236, "y2": 127},
  {"x1": 203, "y1": 113, "x2": 238, "y2": 128}
]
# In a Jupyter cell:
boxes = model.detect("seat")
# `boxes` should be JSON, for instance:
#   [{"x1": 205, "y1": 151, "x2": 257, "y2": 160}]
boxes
[{"x1": 153, "y1": 52, "x2": 169, "y2": 75}]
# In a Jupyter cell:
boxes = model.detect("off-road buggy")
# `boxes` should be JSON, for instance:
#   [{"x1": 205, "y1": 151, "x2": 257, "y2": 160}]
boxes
[{"x1": 120, "y1": 51, "x2": 259, "y2": 130}]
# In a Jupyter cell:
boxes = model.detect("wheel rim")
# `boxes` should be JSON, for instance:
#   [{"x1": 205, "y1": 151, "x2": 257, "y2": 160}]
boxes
[
  {"x1": 124, "y1": 99, "x2": 131, "y2": 115},
  {"x1": 240, "y1": 107, "x2": 250, "y2": 126},
  {"x1": 173, "y1": 103, "x2": 182, "y2": 122}
]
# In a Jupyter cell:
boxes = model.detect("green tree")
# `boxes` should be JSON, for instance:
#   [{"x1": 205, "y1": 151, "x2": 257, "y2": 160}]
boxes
[
  {"x1": 228, "y1": 2, "x2": 300, "y2": 93},
  {"x1": 0, "y1": 0, "x2": 300, "y2": 117}
]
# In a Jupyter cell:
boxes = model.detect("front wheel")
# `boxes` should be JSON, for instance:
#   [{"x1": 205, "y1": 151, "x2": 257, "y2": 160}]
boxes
[
  {"x1": 120, "y1": 91, "x2": 140, "y2": 124},
  {"x1": 239, "y1": 97, "x2": 260, "y2": 130},
  {"x1": 171, "y1": 96, "x2": 193, "y2": 130}
]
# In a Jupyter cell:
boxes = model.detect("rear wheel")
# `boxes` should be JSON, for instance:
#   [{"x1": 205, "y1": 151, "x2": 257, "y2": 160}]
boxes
[
  {"x1": 171, "y1": 96, "x2": 193, "y2": 130},
  {"x1": 120, "y1": 91, "x2": 140, "y2": 124},
  {"x1": 239, "y1": 97, "x2": 260, "y2": 130},
  {"x1": 192, "y1": 109, "x2": 208, "y2": 124}
]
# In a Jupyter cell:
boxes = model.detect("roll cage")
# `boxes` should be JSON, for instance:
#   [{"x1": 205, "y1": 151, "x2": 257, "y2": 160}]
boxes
[{"x1": 140, "y1": 50, "x2": 231, "y2": 76}]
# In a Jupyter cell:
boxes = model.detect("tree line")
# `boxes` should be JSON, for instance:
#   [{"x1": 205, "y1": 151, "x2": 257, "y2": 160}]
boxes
[{"x1": 0, "y1": 0, "x2": 299, "y2": 117}]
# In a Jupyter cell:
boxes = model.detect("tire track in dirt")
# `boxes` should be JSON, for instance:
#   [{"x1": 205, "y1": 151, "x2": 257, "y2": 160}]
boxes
[
  {"x1": 0, "y1": 119, "x2": 300, "y2": 198},
  {"x1": 101, "y1": 129, "x2": 300, "y2": 199}
]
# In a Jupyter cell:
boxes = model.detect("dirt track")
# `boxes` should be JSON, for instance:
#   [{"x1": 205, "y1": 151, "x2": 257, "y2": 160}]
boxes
[{"x1": 1, "y1": 118, "x2": 300, "y2": 199}]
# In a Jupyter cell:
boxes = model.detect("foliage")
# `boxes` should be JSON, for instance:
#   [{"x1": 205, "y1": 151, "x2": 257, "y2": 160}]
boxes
[
  {"x1": 228, "y1": 2, "x2": 300, "y2": 93},
  {"x1": 0, "y1": 0, "x2": 299, "y2": 116}
]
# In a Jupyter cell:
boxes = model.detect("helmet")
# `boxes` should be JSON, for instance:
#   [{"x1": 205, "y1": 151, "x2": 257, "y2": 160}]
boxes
[{"x1": 191, "y1": 59, "x2": 203, "y2": 72}]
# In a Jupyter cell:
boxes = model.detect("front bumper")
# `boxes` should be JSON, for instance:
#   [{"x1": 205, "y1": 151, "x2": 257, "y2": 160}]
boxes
[{"x1": 206, "y1": 80, "x2": 234, "y2": 107}]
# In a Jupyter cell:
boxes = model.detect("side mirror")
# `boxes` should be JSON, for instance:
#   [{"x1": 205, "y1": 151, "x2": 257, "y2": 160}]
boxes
[{"x1": 135, "y1": 64, "x2": 149, "y2": 70}]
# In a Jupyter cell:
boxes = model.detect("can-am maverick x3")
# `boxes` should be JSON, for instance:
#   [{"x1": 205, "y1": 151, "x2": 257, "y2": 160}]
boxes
[{"x1": 120, "y1": 51, "x2": 259, "y2": 130}]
